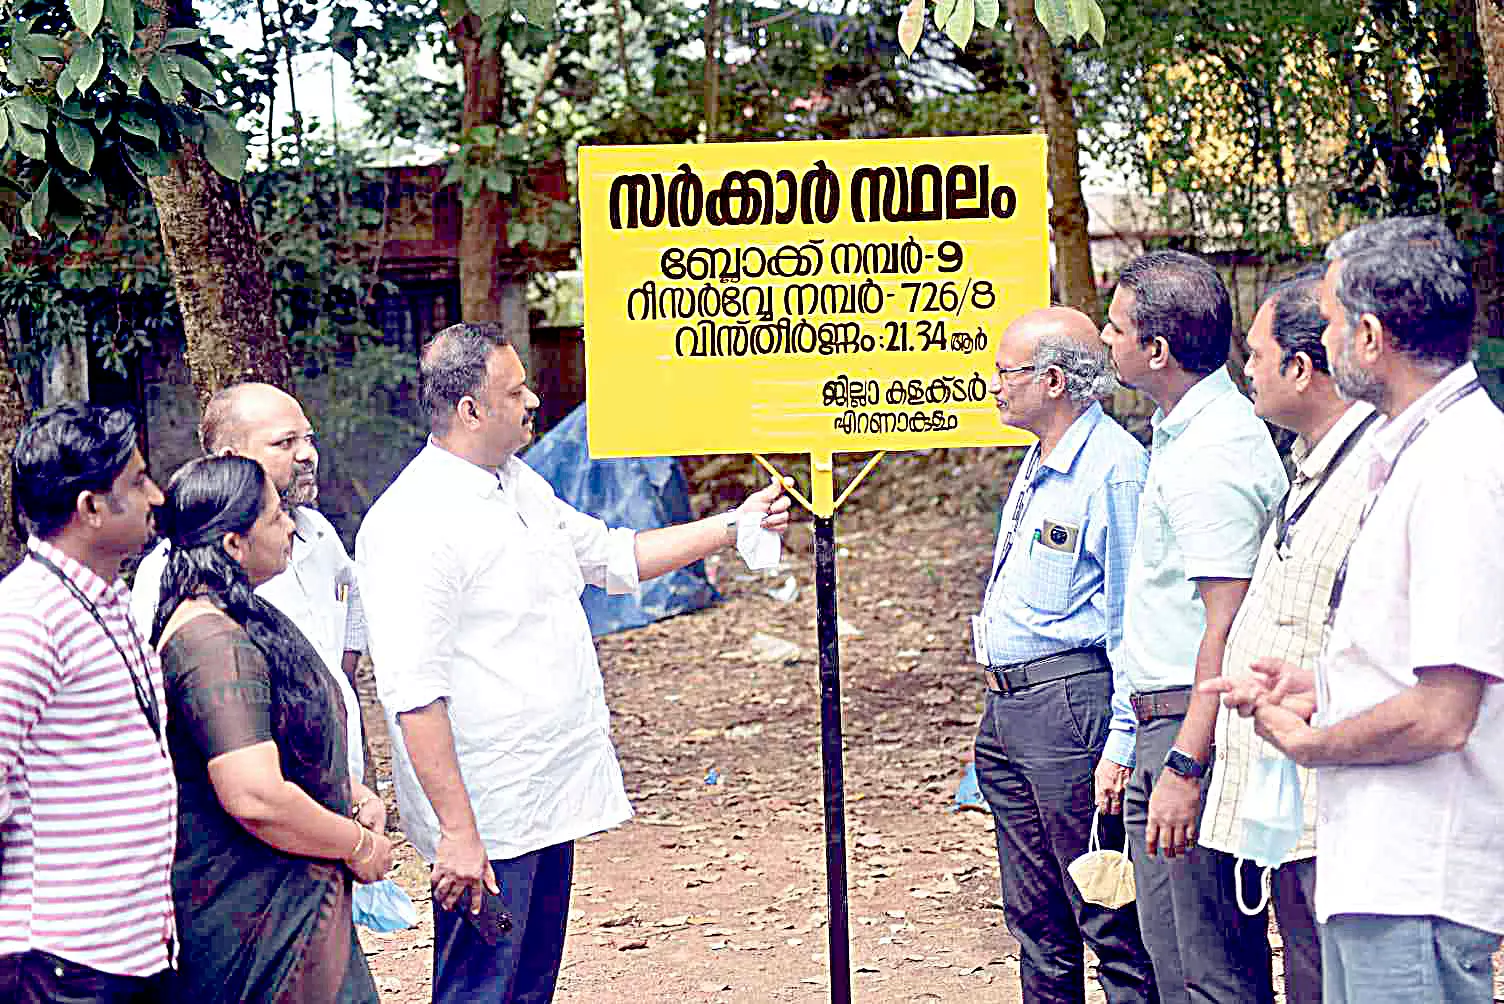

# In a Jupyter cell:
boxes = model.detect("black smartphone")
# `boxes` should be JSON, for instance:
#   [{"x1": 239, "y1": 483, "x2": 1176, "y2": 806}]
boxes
[{"x1": 454, "y1": 886, "x2": 513, "y2": 946}]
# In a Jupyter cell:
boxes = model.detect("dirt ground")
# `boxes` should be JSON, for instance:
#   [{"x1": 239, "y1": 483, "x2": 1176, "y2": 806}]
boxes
[{"x1": 354, "y1": 449, "x2": 1504, "y2": 1003}]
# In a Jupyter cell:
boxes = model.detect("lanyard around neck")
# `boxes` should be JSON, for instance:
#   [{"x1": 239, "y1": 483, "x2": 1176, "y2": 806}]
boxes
[
  {"x1": 28, "y1": 550, "x2": 164, "y2": 746},
  {"x1": 985, "y1": 447, "x2": 1043, "y2": 600},
  {"x1": 1325, "y1": 379, "x2": 1481, "y2": 623},
  {"x1": 1272, "y1": 410, "x2": 1380, "y2": 558}
]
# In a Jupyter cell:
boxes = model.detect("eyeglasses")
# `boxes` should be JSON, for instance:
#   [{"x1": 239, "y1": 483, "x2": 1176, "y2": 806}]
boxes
[{"x1": 996, "y1": 364, "x2": 1036, "y2": 378}]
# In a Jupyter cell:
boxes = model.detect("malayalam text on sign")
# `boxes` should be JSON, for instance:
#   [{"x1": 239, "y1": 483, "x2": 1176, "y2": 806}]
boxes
[{"x1": 579, "y1": 135, "x2": 1049, "y2": 458}]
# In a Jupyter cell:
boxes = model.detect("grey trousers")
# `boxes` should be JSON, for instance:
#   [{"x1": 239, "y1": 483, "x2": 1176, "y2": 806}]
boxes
[
  {"x1": 1124, "y1": 716, "x2": 1274, "y2": 1004},
  {"x1": 1272, "y1": 857, "x2": 1321, "y2": 1004},
  {"x1": 975, "y1": 672, "x2": 1158, "y2": 1004}
]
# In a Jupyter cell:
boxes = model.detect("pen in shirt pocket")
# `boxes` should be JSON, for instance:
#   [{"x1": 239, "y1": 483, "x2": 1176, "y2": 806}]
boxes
[
  {"x1": 336, "y1": 583, "x2": 349, "y2": 603},
  {"x1": 1030, "y1": 528, "x2": 1040, "y2": 556}
]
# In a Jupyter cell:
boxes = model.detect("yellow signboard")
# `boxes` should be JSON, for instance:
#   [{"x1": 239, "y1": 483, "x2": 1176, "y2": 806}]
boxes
[{"x1": 579, "y1": 135, "x2": 1049, "y2": 459}]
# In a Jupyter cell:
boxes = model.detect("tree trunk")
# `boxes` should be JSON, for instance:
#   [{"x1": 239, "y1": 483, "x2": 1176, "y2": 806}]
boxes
[
  {"x1": 1438, "y1": 0, "x2": 1503, "y2": 343},
  {"x1": 147, "y1": 144, "x2": 290, "y2": 406},
  {"x1": 1004, "y1": 0, "x2": 1100, "y2": 320},
  {"x1": 0, "y1": 319, "x2": 30, "y2": 572},
  {"x1": 448, "y1": 13, "x2": 531, "y2": 366},
  {"x1": 1479, "y1": 0, "x2": 1504, "y2": 162}
]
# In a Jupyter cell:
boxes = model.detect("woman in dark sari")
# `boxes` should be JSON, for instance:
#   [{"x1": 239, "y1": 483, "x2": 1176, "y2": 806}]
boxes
[{"x1": 149, "y1": 456, "x2": 392, "y2": 1003}]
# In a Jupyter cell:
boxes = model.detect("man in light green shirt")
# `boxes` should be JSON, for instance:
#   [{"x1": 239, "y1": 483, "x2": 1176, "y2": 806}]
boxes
[{"x1": 1097, "y1": 250, "x2": 1287, "y2": 1004}]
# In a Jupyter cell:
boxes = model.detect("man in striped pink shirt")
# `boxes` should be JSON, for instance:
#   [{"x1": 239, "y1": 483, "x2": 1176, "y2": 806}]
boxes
[{"x1": 0, "y1": 403, "x2": 176, "y2": 1003}]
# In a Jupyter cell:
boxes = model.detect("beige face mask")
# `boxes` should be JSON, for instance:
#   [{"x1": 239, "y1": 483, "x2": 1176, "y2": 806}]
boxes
[{"x1": 1067, "y1": 810, "x2": 1136, "y2": 910}]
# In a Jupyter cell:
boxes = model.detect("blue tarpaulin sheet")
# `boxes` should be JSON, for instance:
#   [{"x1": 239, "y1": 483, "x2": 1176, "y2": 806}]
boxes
[{"x1": 524, "y1": 403, "x2": 719, "y2": 636}]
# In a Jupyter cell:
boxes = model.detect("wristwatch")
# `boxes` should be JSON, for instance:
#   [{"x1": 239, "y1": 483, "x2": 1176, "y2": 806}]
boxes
[{"x1": 1163, "y1": 747, "x2": 1206, "y2": 780}]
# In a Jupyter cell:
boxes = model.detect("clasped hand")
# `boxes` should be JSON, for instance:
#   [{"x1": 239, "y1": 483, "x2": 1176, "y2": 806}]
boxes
[{"x1": 1201, "y1": 657, "x2": 1321, "y2": 765}]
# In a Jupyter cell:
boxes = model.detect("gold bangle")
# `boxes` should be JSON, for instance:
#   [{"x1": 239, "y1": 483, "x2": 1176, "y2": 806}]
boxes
[
  {"x1": 354, "y1": 837, "x2": 379, "y2": 866},
  {"x1": 349, "y1": 823, "x2": 370, "y2": 862},
  {"x1": 351, "y1": 794, "x2": 377, "y2": 819}
]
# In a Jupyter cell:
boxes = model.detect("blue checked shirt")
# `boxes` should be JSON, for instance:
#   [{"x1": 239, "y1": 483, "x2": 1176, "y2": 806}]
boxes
[{"x1": 978, "y1": 403, "x2": 1148, "y2": 737}]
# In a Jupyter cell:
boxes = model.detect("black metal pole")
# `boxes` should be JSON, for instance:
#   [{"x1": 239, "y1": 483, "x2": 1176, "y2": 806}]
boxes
[{"x1": 813, "y1": 514, "x2": 852, "y2": 1004}]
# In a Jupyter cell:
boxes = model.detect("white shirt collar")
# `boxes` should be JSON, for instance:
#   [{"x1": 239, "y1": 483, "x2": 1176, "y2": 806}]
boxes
[{"x1": 419, "y1": 438, "x2": 508, "y2": 498}]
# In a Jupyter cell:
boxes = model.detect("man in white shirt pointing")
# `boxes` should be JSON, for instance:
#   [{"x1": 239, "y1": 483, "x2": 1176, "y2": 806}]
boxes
[{"x1": 356, "y1": 321, "x2": 791, "y2": 1004}]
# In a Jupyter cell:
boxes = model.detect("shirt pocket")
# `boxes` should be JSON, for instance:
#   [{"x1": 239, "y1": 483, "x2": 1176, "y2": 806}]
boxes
[
  {"x1": 528, "y1": 515, "x2": 587, "y2": 599},
  {"x1": 1023, "y1": 541, "x2": 1079, "y2": 613},
  {"x1": 1269, "y1": 552, "x2": 1330, "y2": 659}
]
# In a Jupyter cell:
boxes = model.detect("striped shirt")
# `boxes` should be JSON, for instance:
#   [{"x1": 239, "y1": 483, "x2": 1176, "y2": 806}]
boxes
[{"x1": 0, "y1": 538, "x2": 176, "y2": 976}]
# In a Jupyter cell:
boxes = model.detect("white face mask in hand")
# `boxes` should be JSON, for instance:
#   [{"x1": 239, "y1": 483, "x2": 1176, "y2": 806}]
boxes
[
  {"x1": 1233, "y1": 750, "x2": 1304, "y2": 915},
  {"x1": 1068, "y1": 810, "x2": 1136, "y2": 909}
]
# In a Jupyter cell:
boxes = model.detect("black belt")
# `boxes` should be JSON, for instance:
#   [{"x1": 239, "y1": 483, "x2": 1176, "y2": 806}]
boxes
[
  {"x1": 1130, "y1": 686, "x2": 1193, "y2": 723},
  {"x1": 983, "y1": 646, "x2": 1109, "y2": 695}
]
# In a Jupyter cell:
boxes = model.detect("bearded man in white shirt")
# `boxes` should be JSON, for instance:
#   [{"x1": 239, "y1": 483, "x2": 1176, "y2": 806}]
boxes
[
  {"x1": 1213, "y1": 218, "x2": 1504, "y2": 1004},
  {"x1": 131, "y1": 383, "x2": 378, "y2": 796},
  {"x1": 356, "y1": 322, "x2": 791, "y2": 1004}
]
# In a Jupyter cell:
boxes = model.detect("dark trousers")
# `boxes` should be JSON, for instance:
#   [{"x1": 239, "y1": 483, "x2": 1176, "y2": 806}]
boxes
[
  {"x1": 432, "y1": 841, "x2": 574, "y2": 1004},
  {"x1": 1124, "y1": 715, "x2": 1274, "y2": 1004},
  {"x1": 975, "y1": 672, "x2": 1158, "y2": 1004},
  {"x1": 0, "y1": 950, "x2": 167, "y2": 1004},
  {"x1": 1272, "y1": 857, "x2": 1321, "y2": 1004}
]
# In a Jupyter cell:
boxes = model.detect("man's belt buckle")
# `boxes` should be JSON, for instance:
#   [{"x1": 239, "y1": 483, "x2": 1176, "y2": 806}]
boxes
[{"x1": 984, "y1": 664, "x2": 1020, "y2": 695}]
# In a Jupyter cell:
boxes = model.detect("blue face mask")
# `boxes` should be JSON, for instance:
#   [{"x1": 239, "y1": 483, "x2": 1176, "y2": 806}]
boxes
[{"x1": 1234, "y1": 752, "x2": 1304, "y2": 915}]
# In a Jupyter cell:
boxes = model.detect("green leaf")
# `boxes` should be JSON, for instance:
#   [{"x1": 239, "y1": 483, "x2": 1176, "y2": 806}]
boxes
[
  {"x1": 933, "y1": 0, "x2": 957, "y2": 29},
  {"x1": 68, "y1": 0, "x2": 106, "y2": 37},
  {"x1": 106, "y1": 0, "x2": 135, "y2": 50},
  {"x1": 119, "y1": 110, "x2": 160, "y2": 144},
  {"x1": 146, "y1": 55, "x2": 183, "y2": 102},
  {"x1": 0, "y1": 110, "x2": 8, "y2": 150},
  {"x1": 113, "y1": 53, "x2": 144, "y2": 97},
  {"x1": 506, "y1": 221, "x2": 527, "y2": 245},
  {"x1": 500, "y1": 133, "x2": 526, "y2": 157},
  {"x1": 160, "y1": 27, "x2": 205, "y2": 47},
  {"x1": 469, "y1": 124, "x2": 498, "y2": 147},
  {"x1": 944, "y1": 0, "x2": 974, "y2": 46},
  {"x1": 14, "y1": 125, "x2": 47, "y2": 161},
  {"x1": 470, "y1": 0, "x2": 506, "y2": 19},
  {"x1": 897, "y1": 0, "x2": 925, "y2": 56},
  {"x1": 0, "y1": 222, "x2": 11, "y2": 255},
  {"x1": 53, "y1": 211, "x2": 83, "y2": 238},
  {"x1": 1035, "y1": 0, "x2": 1069, "y2": 43},
  {"x1": 56, "y1": 118, "x2": 96, "y2": 170},
  {"x1": 26, "y1": 172, "x2": 51, "y2": 236},
  {"x1": 64, "y1": 174, "x2": 109, "y2": 206},
  {"x1": 1085, "y1": 0, "x2": 1105, "y2": 44},
  {"x1": 8, "y1": 96, "x2": 48, "y2": 129},
  {"x1": 124, "y1": 143, "x2": 169, "y2": 176},
  {"x1": 174, "y1": 55, "x2": 215, "y2": 93},
  {"x1": 528, "y1": 221, "x2": 549, "y2": 246},
  {"x1": 69, "y1": 38, "x2": 105, "y2": 94},
  {"x1": 200, "y1": 109, "x2": 247, "y2": 181},
  {"x1": 975, "y1": 0, "x2": 999, "y2": 28},
  {"x1": 61, "y1": 100, "x2": 92, "y2": 121},
  {"x1": 21, "y1": 34, "x2": 67, "y2": 60},
  {"x1": 441, "y1": 160, "x2": 464, "y2": 187},
  {"x1": 56, "y1": 63, "x2": 79, "y2": 100},
  {"x1": 485, "y1": 166, "x2": 512, "y2": 194},
  {"x1": 525, "y1": 0, "x2": 553, "y2": 28}
]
